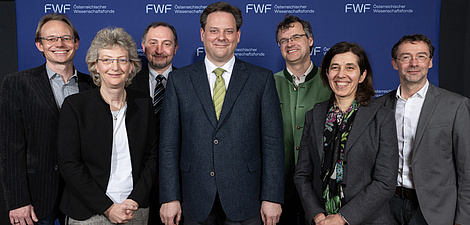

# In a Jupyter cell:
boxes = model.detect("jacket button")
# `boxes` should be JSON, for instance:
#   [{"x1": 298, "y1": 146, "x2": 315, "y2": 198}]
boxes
[
  {"x1": 296, "y1": 126, "x2": 301, "y2": 130},
  {"x1": 54, "y1": 165, "x2": 59, "y2": 171},
  {"x1": 295, "y1": 146, "x2": 300, "y2": 150},
  {"x1": 214, "y1": 139, "x2": 218, "y2": 144},
  {"x1": 210, "y1": 172, "x2": 215, "y2": 176},
  {"x1": 293, "y1": 87, "x2": 297, "y2": 91}
]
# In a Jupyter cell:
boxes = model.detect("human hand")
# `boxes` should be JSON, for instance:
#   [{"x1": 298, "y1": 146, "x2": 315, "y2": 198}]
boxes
[
  {"x1": 104, "y1": 203, "x2": 137, "y2": 223},
  {"x1": 9, "y1": 205, "x2": 38, "y2": 225},
  {"x1": 122, "y1": 199, "x2": 139, "y2": 215},
  {"x1": 313, "y1": 212, "x2": 326, "y2": 225},
  {"x1": 160, "y1": 200, "x2": 182, "y2": 225},
  {"x1": 260, "y1": 201, "x2": 282, "y2": 225},
  {"x1": 324, "y1": 214, "x2": 347, "y2": 225}
]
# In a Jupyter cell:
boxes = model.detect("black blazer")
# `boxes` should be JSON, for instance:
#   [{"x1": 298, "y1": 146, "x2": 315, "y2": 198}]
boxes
[
  {"x1": 0, "y1": 64, "x2": 94, "y2": 219},
  {"x1": 57, "y1": 88, "x2": 158, "y2": 220}
]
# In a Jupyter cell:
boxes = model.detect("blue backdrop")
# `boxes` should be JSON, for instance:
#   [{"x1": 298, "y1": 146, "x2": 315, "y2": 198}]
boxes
[{"x1": 16, "y1": 0, "x2": 441, "y2": 95}]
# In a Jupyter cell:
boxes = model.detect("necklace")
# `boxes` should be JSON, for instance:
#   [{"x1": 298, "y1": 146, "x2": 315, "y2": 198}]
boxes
[
  {"x1": 111, "y1": 108, "x2": 121, "y2": 120},
  {"x1": 101, "y1": 90, "x2": 127, "y2": 120}
]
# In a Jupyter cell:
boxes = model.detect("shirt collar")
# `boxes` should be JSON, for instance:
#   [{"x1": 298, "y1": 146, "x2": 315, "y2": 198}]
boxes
[
  {"x1": 286, "y1": 61, "x2": 313, "y2": 78},
  {"x1": 148, "y1": 64, "x2": 173, "y2": 80},
  {"x1": 46, "y1": 64, "x2": 77, "y2": 81},
  {"x1": 396, "y1": 79, "x2": 429, "y2": 99},
  {"x1": 205, "y1": 55, "x2": 235, "y2": 75}
]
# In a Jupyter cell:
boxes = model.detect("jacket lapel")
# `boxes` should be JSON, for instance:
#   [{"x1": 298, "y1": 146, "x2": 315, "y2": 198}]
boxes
[
  {"x1": 30, "y1": 65, "x2": 60, "y2": 118},
  {"x1": 412, "y1": 84, "x2": 440, "y2": 158},
  {"x1": 313, "y1": 102, "x2": 328, "y2": 159},
  {"x1": 345, "y1": 103, "x2": 379, "y2": 154},
  {"x1": 216, "y1": 59, "x2": 249, "y2": 128},
  {"x1": 190, "y1": 61, "x2": 218, "y2": 128}
]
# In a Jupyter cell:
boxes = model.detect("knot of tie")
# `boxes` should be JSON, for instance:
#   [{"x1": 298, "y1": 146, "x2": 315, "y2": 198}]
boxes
[
  {"x1": 213, "y1": 68, "x2": 225, "y2": 77},
  {"x1": 156, "y1": 74, "x2": 165, "y2": 83}
]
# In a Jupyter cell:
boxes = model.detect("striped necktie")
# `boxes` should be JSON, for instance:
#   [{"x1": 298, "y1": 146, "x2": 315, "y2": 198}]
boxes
[
  {"x1": 213, "y1": 68, "x2": 226, "y2": 121},
  {"x1": 153, "y1": 74, "x2": 165, "y2": 121}
]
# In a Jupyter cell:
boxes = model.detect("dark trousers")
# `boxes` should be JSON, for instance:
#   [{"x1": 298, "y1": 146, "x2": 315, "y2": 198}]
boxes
[
  {"x1": 389, "y1": 193, "x2": 428, "y2": 225},
  {"x1": 278, "y1": 190, "x2": 305, "y2": 225},
  {"x1": 148, "y1": 184, "x2": 164, "y2": 225},
  {"x1": 184, "y1": 194, "x2": 261, "y2": 225},
  {"x1": 36, "y1": 209, "x2": 65, "y2": 225}
]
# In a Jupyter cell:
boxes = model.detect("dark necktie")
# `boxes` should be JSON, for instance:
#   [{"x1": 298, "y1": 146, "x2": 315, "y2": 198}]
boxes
[{"x1": 153, "y1": 74, "x2": 165, "y2": 121}]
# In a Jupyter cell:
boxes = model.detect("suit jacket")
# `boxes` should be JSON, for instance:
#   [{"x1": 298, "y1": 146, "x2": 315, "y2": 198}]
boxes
[
  {"x1": 294, "y1": 100, "x2": 398, "y2": 224},
  {"x1": 159, "y1": 58, "x2": 285, "y2": 222},
  {"x1": 57, "y1": 88, "x2": 158, "y2": 220},
  {"x1": 0, "y1": 64, "x2": 94, "y2": 219},
  {"x1": 127, "y1": 64, "x2": 177, "y2": 95},
  {"x1": 376, "y1": 83, "x2": 470, "y2": 224}
]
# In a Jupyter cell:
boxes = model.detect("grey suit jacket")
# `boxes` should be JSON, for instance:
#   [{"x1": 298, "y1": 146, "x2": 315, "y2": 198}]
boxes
[
  {"x1": 0, "y1": 64, "x2": 94, "y2": 219},
  {"x1": 159, "y1": 58, "x2": 284, "y2": 222},
  {"x1": 294, "y1": 100, "x2": 398, "y2": 224},
  {"x1": 376, "y1": 83, "x2": 470, "y2": 224}
]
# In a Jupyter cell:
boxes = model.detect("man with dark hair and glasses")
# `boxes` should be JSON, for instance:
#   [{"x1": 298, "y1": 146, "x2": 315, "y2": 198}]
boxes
[
  {"x1": 273, "y1": 14, "x2": 330, "y2": 225},
  {"x1": 0, "y1": 13, "x2": 94, "y2": 225},
  {"x1": 376, "y1": 34, "x2": 470, "y2": 224}
]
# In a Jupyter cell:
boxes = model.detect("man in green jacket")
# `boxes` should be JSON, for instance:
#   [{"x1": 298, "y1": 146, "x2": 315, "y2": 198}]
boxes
[{"x1": 274, "y1": 14, "x2": 331, "y2": 225}]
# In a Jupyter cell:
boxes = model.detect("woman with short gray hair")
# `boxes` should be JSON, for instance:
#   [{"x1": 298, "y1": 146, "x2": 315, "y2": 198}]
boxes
[{"x1": 58, "y1": 27, "x2": 156, "y2": 225}]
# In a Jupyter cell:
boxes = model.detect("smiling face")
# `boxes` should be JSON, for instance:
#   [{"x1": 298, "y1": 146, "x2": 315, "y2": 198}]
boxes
[
  {"x1": 277, "y1": 22, "x2": 313, "y2": 67},
  {"x1": 142, "y1": 26, "x2": 178, "y2": 73},
  {"x1": 200, "y1": 11, "x2": 240, "y2": 67},
  {"x1": 35, "y1": 20, "x2": 79, "y2": 67},
  {"x1": 95, "y1": 45, "x2": 134, "y2": 90},
  {"x1": 327, "y1": 51, "x2": 366, "y2": 103},
  {"x1": 392, "y1": 41, "x2": 433, "y2": 88}
]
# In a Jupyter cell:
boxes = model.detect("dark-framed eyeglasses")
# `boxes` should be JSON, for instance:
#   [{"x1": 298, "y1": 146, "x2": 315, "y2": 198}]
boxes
[{"x1": 277, "y1": 34, "x2": 308, "y2": 47}]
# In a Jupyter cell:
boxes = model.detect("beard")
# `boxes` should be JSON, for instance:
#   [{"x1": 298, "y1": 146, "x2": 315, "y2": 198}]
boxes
[{"x1": 149, "y1": 60, "x2": 170, "y2": 70}]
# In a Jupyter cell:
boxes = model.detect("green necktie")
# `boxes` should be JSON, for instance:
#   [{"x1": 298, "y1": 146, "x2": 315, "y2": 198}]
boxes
[{"x1": 213, "y1": 68, "x2": 226, "y2": 120}]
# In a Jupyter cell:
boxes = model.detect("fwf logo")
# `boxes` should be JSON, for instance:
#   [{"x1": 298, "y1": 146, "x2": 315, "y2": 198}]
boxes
[
  {"x1": 345, "y1": 4, "x2": 371, "y2": 13},
  {"x1": 44, "y1": 4, "x2": 71, "y2": 13},
  {"x1": 146, "y1": 4, "x2": 172, "y2": 14},
  {"x1": 245, "y1": 4, "x2": 272, "y2": 13}
]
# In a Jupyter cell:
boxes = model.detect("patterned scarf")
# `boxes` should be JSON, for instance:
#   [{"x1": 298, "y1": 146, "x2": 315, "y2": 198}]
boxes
[{"x1": 321, "y1": 100, "x2": 360, "y2": 214}]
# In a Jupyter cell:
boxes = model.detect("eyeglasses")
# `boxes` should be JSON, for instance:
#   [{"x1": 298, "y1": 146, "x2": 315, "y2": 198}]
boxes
[
  {"x1": 40, "y1": 35, "x2": 76, "y2": 43},
  {"x1": 277, "y1": 34, "x2": 308, "y2": 47},
  {"x1": 396, "y1": 55, "x2": 430, "y2": 63},
  {"x1": 97, "y1": 58, "x2": 130, "y2": 65}
]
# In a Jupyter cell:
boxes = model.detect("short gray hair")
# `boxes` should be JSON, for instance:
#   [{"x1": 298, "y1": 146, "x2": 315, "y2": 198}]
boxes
[{"x1": 86, "y1": 27, "x2": 142, "y2": 87}]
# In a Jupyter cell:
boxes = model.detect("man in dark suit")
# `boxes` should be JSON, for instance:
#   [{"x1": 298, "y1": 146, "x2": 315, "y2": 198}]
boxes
[
  {"x1": 377, "y1": 34, "x2": 470, "y2": 224},
  {"x1": 127, "y1": 21, "x2": 179, "y2": 225},
  {"x1": 128, "y1": 21, "x2": 178, "y2": 108},
  {"x1": 0, "y1": 14, "x2": 94, "y2": 225},
  {"x1": 159, "y1": 2, "x2": 284, "y2": 225}
]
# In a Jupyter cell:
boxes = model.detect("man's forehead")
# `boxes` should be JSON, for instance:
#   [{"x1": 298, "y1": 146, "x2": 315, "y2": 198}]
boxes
[{"x1": 398, "y1": 41, "x2": 430, "y2": 53}]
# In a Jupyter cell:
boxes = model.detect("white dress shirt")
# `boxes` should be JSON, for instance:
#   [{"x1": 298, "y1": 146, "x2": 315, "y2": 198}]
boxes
[
  {"x1": 148, "y1": 64, "x2": 173, "y2": 99},
  {"x1": 205, "y1": 56, "x2": 235, "y2": 98},
  {"x1": 395, "y1": 80, "x2": 429, "y2": 188}
]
